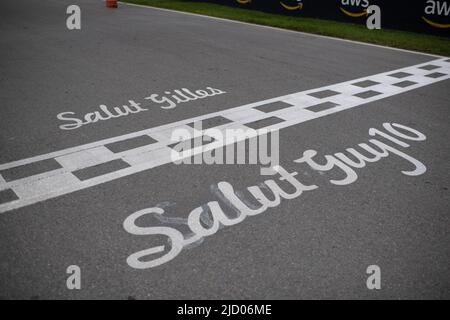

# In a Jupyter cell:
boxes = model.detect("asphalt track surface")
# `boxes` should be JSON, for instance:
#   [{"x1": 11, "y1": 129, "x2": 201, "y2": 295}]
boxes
[{"x1": 0, "y1": 0, "x2": 449, "y2": 299}]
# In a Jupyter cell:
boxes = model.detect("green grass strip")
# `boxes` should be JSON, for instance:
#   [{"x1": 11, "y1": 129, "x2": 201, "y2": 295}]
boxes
[{"x1": 122, "y1": 0, "x2": 450, "y2": 57}]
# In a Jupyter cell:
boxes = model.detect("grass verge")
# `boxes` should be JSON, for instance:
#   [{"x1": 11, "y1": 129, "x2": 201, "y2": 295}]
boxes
[{"x1": 122, "y1": 0, "x2": 450, "y2": 57}]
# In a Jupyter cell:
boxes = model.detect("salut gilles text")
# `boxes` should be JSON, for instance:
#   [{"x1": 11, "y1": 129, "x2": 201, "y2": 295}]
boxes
[{"x1": 56, "y1": 86, "x2": 226, "y2": 131}]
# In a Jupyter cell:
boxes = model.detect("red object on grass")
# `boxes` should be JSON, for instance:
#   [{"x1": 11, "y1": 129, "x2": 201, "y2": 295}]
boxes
[{"x1": 106, "y1": 0, "x2": 118, "y2": 8}]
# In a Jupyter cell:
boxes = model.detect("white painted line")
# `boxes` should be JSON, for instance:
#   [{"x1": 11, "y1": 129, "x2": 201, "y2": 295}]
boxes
[
  {"x1": 148, "y1": 125, "x2": 202, "y2": 144},
  {"x1": 3, "y1": 168, "x2": 68, "y2": 190},
  {"x1": 0, "y1": 58, "x2": 449, "y2": 213},
  {"x1": 119, "y1": 1, "x2": 446, "y2": 59},
  {"x1": 0, "y1": 175, "x2": 6, "y2": 190},
  {"x1": 276, "y1": 108, "x2": 316, "y2": 122},
  {"x1": 122, "y1": 146, "x2": 173, "y2": 167},
  {"x1": 224, "y1": 108, "x2": 267, "y2": 122},
  {"x1": 13, "y1": 172, "x2": 79, "y2": 199},
  {"x1": 55, "y1": 146, "x2": 115, "y2": 171}
]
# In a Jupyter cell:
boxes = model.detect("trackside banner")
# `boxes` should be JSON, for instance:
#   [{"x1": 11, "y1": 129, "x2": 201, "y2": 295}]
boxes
[{"x1": 194, "y1": 0, "x2": 450, "y2": 37}]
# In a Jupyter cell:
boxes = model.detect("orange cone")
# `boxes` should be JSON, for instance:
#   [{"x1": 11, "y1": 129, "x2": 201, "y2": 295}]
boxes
[{"x1": 106, "y1": 0, "x2": 118, "y2": 8}]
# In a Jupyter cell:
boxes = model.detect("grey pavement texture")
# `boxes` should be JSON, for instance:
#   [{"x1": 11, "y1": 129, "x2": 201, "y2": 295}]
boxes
[{"x1": 0, "y1": 0, "x2": 449, "y2": 299}]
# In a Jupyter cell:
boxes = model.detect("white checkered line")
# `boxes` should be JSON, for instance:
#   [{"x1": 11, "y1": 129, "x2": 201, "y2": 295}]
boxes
[{"x1": 0, "y1": 58, "x2": 449, "y2": 213}]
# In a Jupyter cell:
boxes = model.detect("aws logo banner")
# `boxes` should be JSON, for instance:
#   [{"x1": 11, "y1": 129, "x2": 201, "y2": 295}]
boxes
[
  {"x1": 206, "y1": 0, "x2": 449, "y2": 36},
  {"x1": 339, "y1": 0, "x2": 370, "y2": 18},
  {"x1": 280, "y1": 0, "x2": 304, "y2": 11},
  {"x1": 422, "y1": 0, "x2": 450, "y2": 28},
  {"x1": 231, "y1": 0, "x2": 307, "y2": 15}
]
